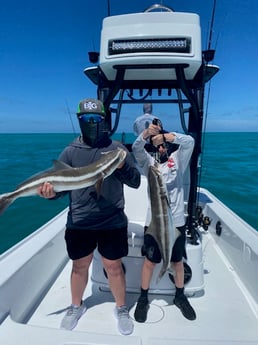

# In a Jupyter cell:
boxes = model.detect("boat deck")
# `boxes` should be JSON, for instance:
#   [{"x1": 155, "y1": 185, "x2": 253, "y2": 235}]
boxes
[
  {"x1": 22, "y1": 231, "x2": 257, "y2": 344},
  {"x1": 0, "y1": 184, "x2": 257, "y2": 344}
]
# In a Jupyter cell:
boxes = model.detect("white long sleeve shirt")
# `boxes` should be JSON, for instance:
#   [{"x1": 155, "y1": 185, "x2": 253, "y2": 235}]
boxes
[{"x1": 132, "y1": 132, "x2": 194, "y2": 227}]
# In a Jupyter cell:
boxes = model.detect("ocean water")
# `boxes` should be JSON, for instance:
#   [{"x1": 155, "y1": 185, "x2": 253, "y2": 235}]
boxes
[{"x1": 0, "y1": 132, "x2": 257, "y2": 254}]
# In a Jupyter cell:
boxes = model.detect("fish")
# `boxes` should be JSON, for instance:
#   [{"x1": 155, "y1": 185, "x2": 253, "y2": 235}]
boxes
[
  {"x1": 0, "y1": 147, "x2": 126, "y2": 215},
  {"x1": 146, "y1": 163, "x2": 180, "y2": 282}
]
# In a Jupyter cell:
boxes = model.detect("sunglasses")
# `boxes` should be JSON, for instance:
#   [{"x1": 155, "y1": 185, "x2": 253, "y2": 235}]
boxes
[
  {"x1": 157, "y1": 143, "x2": 166, "y2": 149},
  {"x1": 78, "y1": 114, "x2": 104, "y2": 123}
]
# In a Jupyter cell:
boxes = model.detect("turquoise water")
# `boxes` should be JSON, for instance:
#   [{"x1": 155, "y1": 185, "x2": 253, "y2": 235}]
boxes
[{"x1": 0, "y1": 132, "x2": 257, "y2": 254}]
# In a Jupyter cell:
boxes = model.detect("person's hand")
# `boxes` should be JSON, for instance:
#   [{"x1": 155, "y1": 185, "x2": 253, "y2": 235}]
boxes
[
  {"x1": 151, "y1": 133, "x2": 165, "y2": 146},
  {"x1": 117, "y1": 161, "x2": 125, "y2": 169},
  {"x1": 37, "y1": 182, "x2": 56, "y2": 198},
  {"x1": 151, "y1": 132, "x2": 175, "y2": 146},
  {"x1": 142, "y1": 124, "x2": 160, "y2": 140}
]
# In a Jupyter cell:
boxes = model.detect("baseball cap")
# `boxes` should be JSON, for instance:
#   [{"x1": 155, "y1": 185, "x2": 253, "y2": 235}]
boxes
[{"x1": 77, "y1": 98, "x2": 106, "y2": 116}]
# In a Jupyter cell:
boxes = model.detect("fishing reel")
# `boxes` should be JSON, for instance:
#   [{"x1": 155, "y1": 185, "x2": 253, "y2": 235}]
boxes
[{"x1": 197, "y1": 206, "x2": 211, "y2": 231}]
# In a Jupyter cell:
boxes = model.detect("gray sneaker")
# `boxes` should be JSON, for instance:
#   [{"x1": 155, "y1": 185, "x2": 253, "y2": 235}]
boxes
[
  {"x1": 60, "y1": 303, "x2": 87, "y2": 330},
  {"x1": 115, "y1": 305, "x2": 134, "y2": 335}
]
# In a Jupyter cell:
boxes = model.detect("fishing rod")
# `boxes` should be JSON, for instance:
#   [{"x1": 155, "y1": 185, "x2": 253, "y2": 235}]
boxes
[
  {"x1": 195, "y1": 0, "x2": 218, "y2": 228},
  {"x1": 207, "y1": 0, "x2": 217, "y2": 51},
  {"x1": 65, "y1": 99, "x2": 77, "y2": 136},
  {"x1": 107, "y1": 0, "x2": 110, "y2": 16}
]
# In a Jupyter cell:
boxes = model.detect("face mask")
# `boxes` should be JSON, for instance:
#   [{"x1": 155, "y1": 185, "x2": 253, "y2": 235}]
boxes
[{"x1": 79, "y1": 119, "x2": 109, "y2": 147}]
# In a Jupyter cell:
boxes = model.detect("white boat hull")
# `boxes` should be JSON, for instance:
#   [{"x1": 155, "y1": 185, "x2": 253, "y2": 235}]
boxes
[{"x1": 0, "y1": 178, "x2": 257, "y2": 344}]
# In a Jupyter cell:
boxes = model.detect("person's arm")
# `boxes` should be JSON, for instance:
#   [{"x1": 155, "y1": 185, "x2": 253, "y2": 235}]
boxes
[
  {"x1": 172, "y1": 132, "x2": 194, "y2": 171},
  {"x1": 115, "y1": 157, "x2": 141, "y2": 189},
  {"x1": 132, "y1": 125, "x2": 158, "y2": 175}
]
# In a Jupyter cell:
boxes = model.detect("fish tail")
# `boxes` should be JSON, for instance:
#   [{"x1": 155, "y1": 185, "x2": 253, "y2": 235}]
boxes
[
  {"x1": 156, "y1": 266, "x2": 167, "y2": 283},
  {"x1": 0, "y1": 193, "x2": 14, "y2": 215}
]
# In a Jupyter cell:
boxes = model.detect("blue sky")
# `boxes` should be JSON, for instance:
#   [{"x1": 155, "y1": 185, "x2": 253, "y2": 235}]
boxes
[{"x1": 1, "y1": 0, "x2": 257, "y2": 133}]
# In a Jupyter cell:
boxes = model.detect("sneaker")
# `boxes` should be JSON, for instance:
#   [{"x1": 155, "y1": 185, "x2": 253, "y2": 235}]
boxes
[
  {"x1": 60, "y1": 303, "x2": 87, "y2": 330},
  {"x1": 115, "y1": 305, "x2": 134, "y2": 335},
  {"x1": 173, "y1": 294, "x2": 196, "y2": 321},
  {"x1": 134, "y1": 296, "x2": 149, "y2": 323}
]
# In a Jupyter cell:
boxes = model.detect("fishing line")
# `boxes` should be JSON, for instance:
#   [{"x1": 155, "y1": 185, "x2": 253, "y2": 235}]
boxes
[{"x1": 65, "y1": 99, "x2": 77, "y2": 136}]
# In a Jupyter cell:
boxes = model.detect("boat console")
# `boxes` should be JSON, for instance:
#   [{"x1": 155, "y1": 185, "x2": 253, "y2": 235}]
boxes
[{"x1": 84, "y1": 4, "x2": 219, "y2": 296}]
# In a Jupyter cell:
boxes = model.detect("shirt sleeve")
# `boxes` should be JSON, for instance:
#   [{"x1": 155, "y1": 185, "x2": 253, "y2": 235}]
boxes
[
  {"x1": 114, "y1": 144, "x2": 141, "y2": 188},
  {"x1": 132, "y1": 134, "x2": 155, "y2": 176},
  {"x1": 172, "y1": 132, "x2": 195, "y2": 173}
]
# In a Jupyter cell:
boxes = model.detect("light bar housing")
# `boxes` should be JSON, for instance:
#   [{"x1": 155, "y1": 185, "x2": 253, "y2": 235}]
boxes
[
  {"x1": 100, "y1": 11, "x2": 202, "y2": 81},
  {"x1": 109, "y1": 38, "x2": 191, "y2": 55}
]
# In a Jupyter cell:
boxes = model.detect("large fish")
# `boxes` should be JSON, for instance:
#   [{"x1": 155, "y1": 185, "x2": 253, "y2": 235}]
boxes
[
  {"x1": 0, "y1": 147, "x2": 126, "y2": 215},
  {"x1": 146, "y1": 164, "x2": 180, "y2": 281}
]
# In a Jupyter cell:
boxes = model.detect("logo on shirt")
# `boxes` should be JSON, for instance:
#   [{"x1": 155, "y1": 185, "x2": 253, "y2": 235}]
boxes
[{"x1": 167, "y1": 158, "x2": 175, "y2": 168}]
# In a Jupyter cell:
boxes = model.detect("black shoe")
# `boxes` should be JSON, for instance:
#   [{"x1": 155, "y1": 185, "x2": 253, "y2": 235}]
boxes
[
  {"x1": 174, "y1": 294, "x2": 196, "y2": 320},
  {"x1": 134, "y1": 296, "x2": 149, "y2": 323}
]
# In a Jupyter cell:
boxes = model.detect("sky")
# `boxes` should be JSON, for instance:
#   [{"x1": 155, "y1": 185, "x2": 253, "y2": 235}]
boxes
[{"x1": 0, "y1": 0, "x2": 258, "y2": 133}]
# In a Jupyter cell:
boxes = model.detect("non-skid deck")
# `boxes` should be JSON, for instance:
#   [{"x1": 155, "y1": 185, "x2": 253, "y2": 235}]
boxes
[{"x1": 27, "y1": 231, "x2": 258, "y2": 344}]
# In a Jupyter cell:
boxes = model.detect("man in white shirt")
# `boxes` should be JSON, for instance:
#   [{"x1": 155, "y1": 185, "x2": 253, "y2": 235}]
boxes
[{"x1": 132, "y1": 116, "x2": 196, "y2": 322}]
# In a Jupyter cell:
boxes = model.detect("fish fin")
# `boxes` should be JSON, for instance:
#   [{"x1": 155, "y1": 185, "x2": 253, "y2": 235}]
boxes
[
  {"x1": 52, "y1": 160, "x2": 73, "y2": 170},
  {"x1": 0, "y1": 193, "x2": 14, "y2": 215},
  {"x1": 94, "y1": 177, "x2": 104, "y2": 198},
  {"x1": 16, "y1": 160, "x2": 72, "y2": 189}
]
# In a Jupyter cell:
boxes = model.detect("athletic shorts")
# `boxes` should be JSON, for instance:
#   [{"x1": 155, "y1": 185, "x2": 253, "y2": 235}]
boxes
[
  {"x1": 141, "y1": 225, "x2": 186, "y2": 264},
  {"x1": 65, "y1": 227, "x2": 128, "y2": 261}
]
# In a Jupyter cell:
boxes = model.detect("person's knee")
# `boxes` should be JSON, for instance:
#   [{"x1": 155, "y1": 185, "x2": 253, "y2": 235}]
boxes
[
  {"x1": 72, "y1": 255, "x2": 92, "y2": 273},
  {"x1": 172, "y1": 260, "x2": 183, "y2": 272},
  {"x1": 144, "y1": 258, "x2": 156, "y2": 270},
  {"x1": 104, "y1": 259, "x2": 123, "y2": 278}
]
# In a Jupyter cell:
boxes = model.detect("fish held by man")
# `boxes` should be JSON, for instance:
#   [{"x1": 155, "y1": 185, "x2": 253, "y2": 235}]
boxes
[
  {"x1": 146, "y1": 164, "x2": 180, "y2": 282},
  {"x1": 0, "y1": 148, "x2": 126, "y2": 215}
]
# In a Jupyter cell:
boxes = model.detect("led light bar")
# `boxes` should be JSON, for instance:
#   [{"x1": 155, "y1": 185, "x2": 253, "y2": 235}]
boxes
[{"x1": 109, "y1": 38, "x2": 191, "y2": 55}]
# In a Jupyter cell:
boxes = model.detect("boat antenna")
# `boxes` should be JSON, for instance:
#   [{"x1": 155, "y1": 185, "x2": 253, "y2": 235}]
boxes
[
  {"x1": 65, "y1": 99, "x2": 77, "y2": 136},
  {"x1": 107, "y1": 0, "x2": 110, "y2": 16},
  {"x1": 208, "y1": 0, "x2": 216, "y2": 50}
]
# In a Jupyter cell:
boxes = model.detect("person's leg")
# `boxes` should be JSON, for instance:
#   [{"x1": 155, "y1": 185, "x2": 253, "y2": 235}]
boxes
[
  {"x1": 171, "y1": 227, "x2": 196, "y2": 321},
  {"x1": 99, "y1": 227, "x2": 133, "y2": 335},
  {"x1": 102, "y1": 256, "x2": 134, "y2": 335},
  {"x1": 172, "y1": 260, "x2": 196, "y2": 321},
  {"x1": 102, "y1": 257, "x2": 126, "y2": 307},
  {"x1": 172, "y1": 260, "x2": 184, "y2": 289},
  {"x1": 61, "y1": 228, "x2": 96, "y2": 330},
  {"x1": 141, "y1": 257, "x2": 156, "y2": 290},
  {"x1": 60, "y1": 254, "x2": 92, "y2": 330},
  {"x1": 134, "y1": 234, "x2": 161, "y2": 323},
  {"x1": 71, "y1": 253, "x2": 93, "y2": 306}
]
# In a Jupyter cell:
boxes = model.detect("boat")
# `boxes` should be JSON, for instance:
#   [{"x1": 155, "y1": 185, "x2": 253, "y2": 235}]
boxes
[{"x1": 0, "y1": 4, "x2": 257, "y2": 344}]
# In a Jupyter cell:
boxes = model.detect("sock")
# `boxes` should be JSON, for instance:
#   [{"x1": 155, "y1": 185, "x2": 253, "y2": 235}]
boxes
[
  {"x1": 140, "y1": 287, "x2": 149, "y2": 299},
  {"x1": 175, "y1": 287, "x2": 184, "y2": 297}
]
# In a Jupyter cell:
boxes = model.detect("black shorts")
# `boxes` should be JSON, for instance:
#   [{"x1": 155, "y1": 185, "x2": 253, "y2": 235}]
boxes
[
  {"x1": 141, "y1": 225, "x2": 186, "y2": 264},
  {"x1": 65, "y1": 227, "x2": 128, "y2": 261}
]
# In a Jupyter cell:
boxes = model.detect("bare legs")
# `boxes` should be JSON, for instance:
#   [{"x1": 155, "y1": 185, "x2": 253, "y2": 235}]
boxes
[
  {"x1": 70, "y1": 254, "x2": 126, "y2": 307},
  {"x1": 102, "y1": 257, "x2": 126, "y2": 307},
  {"x1": 140, "y1": 257, "x2": 184, "y2": 291}
]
